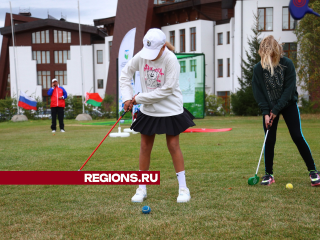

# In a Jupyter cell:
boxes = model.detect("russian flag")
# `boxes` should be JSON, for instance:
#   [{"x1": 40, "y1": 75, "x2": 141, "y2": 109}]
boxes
[{"x1": 18, "y1": 91, "x2": 37, "y2": 110}]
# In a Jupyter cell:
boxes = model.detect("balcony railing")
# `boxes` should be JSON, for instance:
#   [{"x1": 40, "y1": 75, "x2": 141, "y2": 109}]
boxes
[{"x1": 154, "y1": 0, "x2": 188, "y2": 5}]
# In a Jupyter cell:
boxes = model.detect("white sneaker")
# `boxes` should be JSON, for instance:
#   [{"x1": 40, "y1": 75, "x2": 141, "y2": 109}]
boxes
[
  {"x1": 177, "y1": 188, "x2": 191, "y2": 203},
  {"x1": 60, "y1": 129, "x2": 65, "y2": 132},
  {"x1": 52, "y1": 130, "x2": 56, "y2": 133},
  {"x1": 131, "y1": 188, "x2": 147, "y2": 202}
]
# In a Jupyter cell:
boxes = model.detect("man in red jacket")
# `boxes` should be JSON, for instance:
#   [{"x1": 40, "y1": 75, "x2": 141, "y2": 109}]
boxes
[{"x1": 47, "y1": 79, "x2": 68, "y2": 133}]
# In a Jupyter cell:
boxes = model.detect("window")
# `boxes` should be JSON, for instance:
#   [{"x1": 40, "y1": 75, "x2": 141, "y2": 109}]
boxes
[
  {"x1": 283, "y1": 43, "x2": 297, "y2": 62},
  {"x1": 109, "y1": 41, "x2": 112, "y2": 60},
  {"x1": 54, "y1": 50, "x2": 70, "y2": 64},
  {"x1": 97, "y1": 50, "x2": 103, "y2": 64},
  {"x1": 63, "y1": 31, "x2": 67, "y2": 43},
  {"x1": 217, "y1": 91, "x2": 230, "y2": 112},
  {"x1": 97, "y1": 79, "x2": 103, "y2": 89},
  {"x1": 227, "y1": 31, "x2": 230, "y2": 44},
  {"x1": 218, "y1": 59, "x2": 223, "y2": 77},
  {"x1": 36, "y1": 32, "x2": 40, "y2": 43},
  {"x1": 217, "y1": 91, "x2": 230, "y2": 97},
  {"x1": 190, "y1": 59, "x2": 197, "y2": 78},
  {"x1": 283, "y1": 7, "x2": 296, "y2": 30},
  {"x1": 180, "y1": 61, "x2": 186, "y2": 73},
  {"x1": 32, "y1": 51, "x2": 50, "y2": 64},
  {"x1": 41, "y1": 31, "x2": 45, "y2": 43},
  {"x1": 190, "y1": 27, "x2": 196, "y2": 51},
  {"x1": 170, "y1": 31, "x2": 175, "y2": 47},
  {"x1": 58, "y1": 31, "x2": 62, "y2": 43},
  {"x1": 218, "y1": 33, "x2": 223, "y2": 45},
  {"x1": 180, "y1": 29, "x2": 185, "y2": 52},
  {"x1": 227, "y1": 58, "x2": 230, "y2": 77},
  {"x1": 32, "y1": 30, "x2": 49, "y2": 44},
  {"x1": 55, "y1": 71, "x2": 67, "y2": 85},
  {"x1": 54, "y1": 30, "x2": 71, "y2": 43},
  {"x1": 37, "y1": 71, "x2": 51, "y2": 89},
  {"x1": 258, "y1": 8, "x2": 273, "y2": 31}
]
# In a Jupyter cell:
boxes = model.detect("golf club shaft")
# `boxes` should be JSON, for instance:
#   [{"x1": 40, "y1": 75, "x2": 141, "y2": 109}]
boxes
[
  {"x1": 255, "y1": 129, "x2": 269, "y2": 175},
  {"x1": 79, "y1": 111, "x2": 127, "y2": 171}
]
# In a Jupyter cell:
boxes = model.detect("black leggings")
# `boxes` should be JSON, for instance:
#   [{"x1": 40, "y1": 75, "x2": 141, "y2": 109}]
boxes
[{"x1": 262, "y1": 103, "x2": 316, "y2": 175}]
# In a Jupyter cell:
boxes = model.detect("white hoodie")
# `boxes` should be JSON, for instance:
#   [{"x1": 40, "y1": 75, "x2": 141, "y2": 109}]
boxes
[{"x1": 120, "y1": 47, "x2": 183, "y2": 117}]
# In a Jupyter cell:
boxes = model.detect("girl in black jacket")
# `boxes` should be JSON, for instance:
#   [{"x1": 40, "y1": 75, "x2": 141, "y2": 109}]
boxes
[{"x1": 252, "y1": 35, "x2": 319, "y2": 186}]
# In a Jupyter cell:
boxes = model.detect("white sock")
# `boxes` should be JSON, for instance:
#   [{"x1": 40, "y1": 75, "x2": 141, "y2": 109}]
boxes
[
  {"x1": 176, "y1": 170, "x2": 187, "y2": 189},
  {"x1": 139, "y1": 170, "x2": 147, "y2": 190}
]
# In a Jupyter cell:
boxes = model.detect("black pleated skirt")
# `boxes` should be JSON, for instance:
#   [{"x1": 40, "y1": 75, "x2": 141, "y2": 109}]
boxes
[{"x1": 130, "y1": 108, "x2": 195, "y2": 136}]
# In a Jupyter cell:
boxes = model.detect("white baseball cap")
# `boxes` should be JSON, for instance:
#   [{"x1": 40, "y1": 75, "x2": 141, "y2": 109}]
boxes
[
  {"x1": 52, "y1": 78, "x2": 58, "y2": 82},
  {"x1": 140, "y1": 28, "x2": 166, "y2": 60}
]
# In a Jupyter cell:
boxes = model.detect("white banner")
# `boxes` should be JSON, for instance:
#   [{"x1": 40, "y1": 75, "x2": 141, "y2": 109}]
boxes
[
  {"x1": 118, "y1": 28, "x2": 136, "y2": 116},
  {"x1": 133, "y1": 71, "x2": 142, "y2": 115},
  {"x1": 179, "y1": 72, "x2": 195, "y2": 103}
]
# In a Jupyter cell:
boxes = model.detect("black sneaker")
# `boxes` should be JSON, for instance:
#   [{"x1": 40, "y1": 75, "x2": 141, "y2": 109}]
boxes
[
  {"x1": 309, "y1": 170, "x2": 320, "y2": 187},
  {"x1": 261, "y1": 174, "x2": 275, "y2": 186}
]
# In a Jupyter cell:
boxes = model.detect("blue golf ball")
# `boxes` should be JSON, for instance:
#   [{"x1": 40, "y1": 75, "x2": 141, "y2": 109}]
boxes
[{"x1": 142, "y1": 206, "x2": 151, "y2": 214}]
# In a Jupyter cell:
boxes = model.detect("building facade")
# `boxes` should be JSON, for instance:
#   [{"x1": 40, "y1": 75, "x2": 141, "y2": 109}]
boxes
[
  {"x1": 0, "y1": 12, "x2": 108, "y2": 102},
  {"x1": 99, "y1": 0, "x2": 299, "y2": 103},
  {"x1": 0, "y1": 0, "x2": 301, "y2": 105}
]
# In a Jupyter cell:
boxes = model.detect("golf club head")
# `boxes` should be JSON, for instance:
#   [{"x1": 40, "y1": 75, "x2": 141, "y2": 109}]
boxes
[{"x1": 248, "y1": 175, "x2": 259, "y2": 185}]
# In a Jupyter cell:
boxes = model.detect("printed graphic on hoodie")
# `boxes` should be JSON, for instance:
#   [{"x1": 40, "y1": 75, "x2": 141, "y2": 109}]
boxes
[{"x1": 144, "y1": 64, "x2": 164, "y2": 92}]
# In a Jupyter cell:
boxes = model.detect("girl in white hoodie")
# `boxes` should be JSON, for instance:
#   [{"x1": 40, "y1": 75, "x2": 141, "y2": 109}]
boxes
[{"x1": 120, "y1": 28, "x2": 195, "y2": 203}]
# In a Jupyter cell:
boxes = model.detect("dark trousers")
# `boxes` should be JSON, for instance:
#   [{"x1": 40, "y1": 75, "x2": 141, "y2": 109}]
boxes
[
  {"x1": 262, "y1": 103, "x2": 316, "y2": 175},
  {"x1": 51, "y1": 107, "x2": 64, "y2": 130}
]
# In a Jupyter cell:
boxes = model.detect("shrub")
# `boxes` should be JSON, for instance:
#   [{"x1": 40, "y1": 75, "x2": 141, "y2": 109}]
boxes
[
  {"x1": 205, "y1": 94, "x2": 227, "y2": 116},
  {"x1": 0, "y1": 97, "x2": 16, "y2": 121}
]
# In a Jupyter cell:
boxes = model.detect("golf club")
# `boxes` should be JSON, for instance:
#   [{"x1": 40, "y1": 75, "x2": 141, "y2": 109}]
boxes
[
  {"x1": 248, "y1": 125, "x2": 271, "y2": 185},
  {"x1": 78, "y1": 110, "x2": 127, "y2": 171}
]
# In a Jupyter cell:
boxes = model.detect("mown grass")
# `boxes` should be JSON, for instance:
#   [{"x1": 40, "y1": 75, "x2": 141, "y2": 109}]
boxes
[{"x1": 0, "y1": 115, "x2": 319, "y2": 239}]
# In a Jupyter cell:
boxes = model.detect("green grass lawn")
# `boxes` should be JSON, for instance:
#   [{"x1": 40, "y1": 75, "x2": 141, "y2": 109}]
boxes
[{"x1": 0, "y1": 115, "x2": 320, "y2": 239}]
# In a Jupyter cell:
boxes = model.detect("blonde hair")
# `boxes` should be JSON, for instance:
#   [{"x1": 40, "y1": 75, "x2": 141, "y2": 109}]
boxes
[
  {"x1": 165, "y1": 41, "x2": 175, "y2": 52},
  {"x1": 258, "y1": 35, "x2": 284, "y2": 76}
]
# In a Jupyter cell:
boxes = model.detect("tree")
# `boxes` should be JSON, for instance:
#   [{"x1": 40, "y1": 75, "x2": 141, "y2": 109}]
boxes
[
  {"x1": 0, "y1": 97, "x2": 16, "y2": 121},
  {"x1": 231, "y1": 13, "x2": 261, "y2": 116},
  {"x1": 100, "y1": 94, "x2": 116, "y2": 118},
  {"x1": 294, "y1": 0, "x2": 320, "y2": 109}
]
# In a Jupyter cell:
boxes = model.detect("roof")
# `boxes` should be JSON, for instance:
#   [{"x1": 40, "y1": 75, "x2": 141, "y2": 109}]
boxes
[
  {"x1": 93, "y1": 17, "x2": 115, "y2": 26},
  {"x1": 154, "y1": 0, "x2": 221, "y2": 14},
  {"x1": 0, "y1": 17, "x2": 107, "y2": 38}
]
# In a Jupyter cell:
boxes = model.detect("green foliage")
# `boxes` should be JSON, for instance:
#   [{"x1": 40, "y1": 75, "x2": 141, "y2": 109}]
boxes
[
  {"x1": 35, "y1": 97, "x2": 51, "y2": 114},
  {"x1": 64, "y1": 95, "x2": 83, "y2": 119},
  {"x1": 120, "y1": 110, "x2": 133, "y2": 119},
  {"x1": 299, "y1": 97, "x2": 320, "y2": 114},
  {"x1": 294, "y1": 0, "x2": 320, "y2": 107},
  {"x1": 100, "y1": 94, "x2": 116, "y2": 118},
  {"x1": 231, "y1": 13, "x2": 261, "y2": 116},
  {"x1": 231, "y1": 87, "x2": 259, "y2": 116},
  {"x1": 0, "y1": 93, "x2": 117, "y2": 121},
  {"x1": 0, "y1": 97, "x2": 16, "y2": 121},
  {"x1": 205, "y1": 94, "x2": 228, "y2": 116},
  {"x1": 65, "y1": 94, "x2": 115, "y2": 120},
  {"x1": 85, "y1": 94, "x2": 117, "y2": 119}
]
